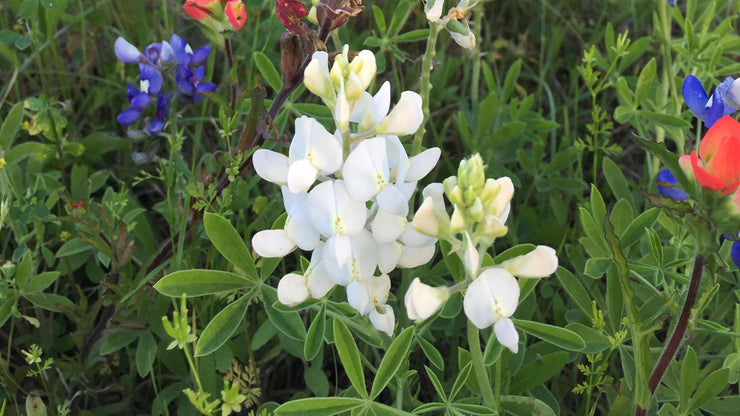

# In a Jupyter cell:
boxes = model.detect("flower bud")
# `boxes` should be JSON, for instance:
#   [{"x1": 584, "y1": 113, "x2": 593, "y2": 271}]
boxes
[
  {"x1": 463, "y1": 233, "x2": 479, "y2": 276},
  {"x1": 449, "y1": 204, "x2": 466, "y2": 234},
  {"x1": 304, "y1": 51, "x2": 335, "y2": 104},
  {"x1": 405, "y1": 278, "x2": 449, "y2": 320}
]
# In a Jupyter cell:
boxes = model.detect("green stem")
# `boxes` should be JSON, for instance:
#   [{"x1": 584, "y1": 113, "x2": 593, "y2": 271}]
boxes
[
  {"x1": 413, "y1": 22, "x2": 441, "y2": 156},
  {"x1": 467, "y1": 321, "x2": 497, "y2": 409},
  {"x1": 471, "y1": 3, "x2": 483, "y2": 123},
  {"x1": 183, "y1": 345, "x2": 203, "y2": 392}
]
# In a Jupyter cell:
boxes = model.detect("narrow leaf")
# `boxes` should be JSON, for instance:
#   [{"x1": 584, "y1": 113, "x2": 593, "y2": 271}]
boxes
[
  {"x1": 195, "y1": 295, "x2": 250, "y2": 356},
  {"x1": 371, "y1": 326, "x2": 414, "y2": 399},
  {"x1": 153, "y1": 270, "x2": 251, "y2": 297},
  {"x1": 332, "y1": 317, "x2": 367, "y2": 397},
  {"x1": 513, "y1": 319, "x2": 585, "y2": 351},
  {"x1": 204, "y1": 212, "x2": 258, "y2": 280}
]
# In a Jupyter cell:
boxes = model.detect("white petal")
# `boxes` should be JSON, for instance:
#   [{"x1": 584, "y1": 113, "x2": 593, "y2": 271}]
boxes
[
  {"x1": 494, "y1": 318, "x2": 519, "y2": 354},
  {"x1": 366, "y1": 273, "x2": 391, "y2": 306},
  {"x1": 450, "y1": 31, "x2": 476, "y2": 49},
  {"x1": 372, "y1": 82, "x2": 391, "y2": 123},
  {"x1": 253, "y1": 149, "x2": 289, "y2": 185},
  {"x1": 285, "y1": 209, "x2": 320, "y2": 251},
  {"x1": 375, "y1": 91, "x2": 423, "y2": 136},
  {"x1": 377, "y1": 241, "x2": 402, "y2": 273},
  {"x1": 377, "y1": 185, "x2": 409, "y2": 217},
  {"x1": 343, "y1": 138, "x2": 389, "y2": 202},
  {"x1": 463, "y1": 284, "x2": 496, "y2": 329},
  {"x1": 304, "y1": 51, "x2": 334, "y2": 100},
  {"x1": 369, "y1": 304, "x2": 395, "y2": 336},
  {"x1": 252, "y1": 229, "x2": 295, "y2": 258},
  {"x1": 347, "y1": 281, "x2": 372, "y2": 315},
  {"x1": 489, "y1": 177, "x2": 514, "y2": 219},
  {"x1": 335, "y1": 82, "x2": 351, "y2": 127},
  {"x1": 334, "y1": 180, "x2": 368, "y2": 235},
  {"x1": 401, "y1": 225, "x2": 437, "y2": 247},
  {"x1": 372, "y1": 210, "x2": 406, "y2": 243},
  {"x1": 277, "y1": 273, "x2": 309, "y2": 306},
  {"x1": 353, "y1": 50, "x2": 377, "y2": 92},
  {"x1": 425, "y1": 0, "x2": 444, "y2": 22},
  {"x1": 406, "y1": 147, "x2": 441, "y2": 182},
  {"x1": 305, "y1": 245, "x2": 335, "y2": 298},
  {"x1": 397, "y1": 244, "x2": 435, "y2": 268},
  {"x1": 307, "y1": 180, "x2": 336, "y2": 236},
  {"x1": 464, "y1": 234, "x2": 479, "y2": 277},
  {"x1": 501, "y1": 246, "x2": 558, "y2": 278},
  {"x1": 326, "y1": 234, "x2": 352, "y2": 269},
  {"x1": 413, "y1": 196, "x2": 441, "y2": 237},
  {"x1": 304, "y1": 117, "x2": 343, "y2": 173},
  {"x1": 288, "y1": 158, "x2": 320, "y2": 193}
]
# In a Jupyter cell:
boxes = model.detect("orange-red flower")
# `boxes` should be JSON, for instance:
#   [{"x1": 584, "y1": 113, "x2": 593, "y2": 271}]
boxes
[
  {"x1": 183, "y1": 0, "x2": 246, "y2": 31},
  {"x1": 680, "y1": 116, "x2": 740, "y2": 196}
]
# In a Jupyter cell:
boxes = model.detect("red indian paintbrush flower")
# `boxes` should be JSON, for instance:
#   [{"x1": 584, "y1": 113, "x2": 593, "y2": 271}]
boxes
[{"x1": 183, "y1": 0, "x2": 246, "y2": 31}]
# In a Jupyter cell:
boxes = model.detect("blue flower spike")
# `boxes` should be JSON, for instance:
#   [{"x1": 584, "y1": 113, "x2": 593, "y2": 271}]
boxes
[{"x1": 656, "y1": 169, "x2": 689, "y2": 201}]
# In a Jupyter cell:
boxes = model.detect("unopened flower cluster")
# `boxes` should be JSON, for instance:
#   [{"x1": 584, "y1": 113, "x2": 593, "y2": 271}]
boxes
[
  {"x1": 115, "y1": 34, "x2": 215, "y2": 136},
  {"x1": 183, "y1": 0, "x2": 246, "y2": 44},
  {"x1": 252, "y1": 47, "x2": 438, "y2": 335},
  {"x1": 409, "y1": 154, "x2": 559, "y2": 353}
]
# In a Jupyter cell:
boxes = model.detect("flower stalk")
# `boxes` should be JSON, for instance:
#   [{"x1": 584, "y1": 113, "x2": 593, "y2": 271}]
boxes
[
  {"x1": 413, "y1": 22, "x2": 441, "y2": 156},
  {"x1": 467, "y1": 321, "x2": 497, "y2": 410}
]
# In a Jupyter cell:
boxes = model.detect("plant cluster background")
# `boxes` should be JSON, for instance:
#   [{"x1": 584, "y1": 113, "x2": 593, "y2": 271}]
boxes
[{"x1": 0, "y1": 0, "x2": 739, "y2": 415}]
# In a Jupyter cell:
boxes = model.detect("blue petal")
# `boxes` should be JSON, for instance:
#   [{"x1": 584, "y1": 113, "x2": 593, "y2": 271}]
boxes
[
  {"x1": 117, "y1": 108, "x2": 142, "y2": 126},
  {"x1": 157, "y1": 93, "x2": 170, "y2": 112},
  {"x1": 716, "y1": 77, "x2": 738, "y2": 117},
  {"x1": 726, "y1": 78, "x2": 740, "y2": 108},
  {"x1": 705, "y1": 94, "x2": 725, "y2": 128},
  {"x1": 139, "y1": 64, "x2": 163, "y2": 94},
  {"x1": 130, "y1": 93, "x2": 152, "y2": 110},
  {"x1": 170, "y1": 34, "x2": 191, "y2": 65},
  {"x1": 191, "y1": 45, "x2": 211, "y2": 65},
  {"x1": 144, "y1": 43, "x2": 162, "y2": 65},
  {"x1": 682, "y1": 75, "x2": 708, "y2": 119},
  {"x1": 175, "y1": 66, "x2": 196, "y2": 94},
  {"x1": 148, "y1": 119, "x2": 164, "y2": 136},
  {"x1": 657, "y1": 185, "x2": 689, "y2": 201},
  {"x1": 115, "y1": 37, "x2": 142, "y2": 63},
  {"x1": 197, "y1": 82, "x2": 217, "y2": 94},
  {"x1": 126, "y1": 82, "x2": 140, "y2": 101},
  {"x1": 667, "y1": 0, "x2": 676, "y2": 6},
  {"x1": 656, "y1": 169, "x2": 679, "y2": 185},
  {"x1": 192, "y1": 66, "x2": 206, "y2": 82},
  {"x1": 731, "y1": 241, "x2": 740, "y2": 270}
]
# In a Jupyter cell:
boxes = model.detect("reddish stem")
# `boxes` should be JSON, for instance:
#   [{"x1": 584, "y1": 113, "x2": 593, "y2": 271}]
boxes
[{"x1": 635, "y1": 254, "x2": 705, "y2": 416}]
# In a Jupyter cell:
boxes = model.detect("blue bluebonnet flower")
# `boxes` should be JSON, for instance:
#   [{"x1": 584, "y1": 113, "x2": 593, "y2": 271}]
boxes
[
  {"x1": 115, "y1": 34, "x2": 214, "y2": 136},
  {"x1": 667, "y1": 0, "x2": 676, "y2": 6},
  {"x1": 656, "y1": 169, "x2": 689, "y2": 201},
  {"x1": 682, "y1": 75, "x2": 740, "y2": 128}
]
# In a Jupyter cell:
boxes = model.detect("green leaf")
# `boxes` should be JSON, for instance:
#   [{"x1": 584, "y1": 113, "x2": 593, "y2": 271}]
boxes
[
  {"x1": 274, "y1": 397, "x2": 365, "y2": 416},
  {"x1": 153, "y1": 270, "x2": 251, "y2": 297},
  {"x1": 701, "y1": 395, "x2": 740, "y2": 416},
  {"x1": 450, "y1": 361, "x2": 473, "y2": 401},
  {"x1": 195, "y1": 295, "x2": 250, "y2": 356},
  {"x1": 640, "y1": 111, "x2": 692, "y2": 129},
  {"x1": 24, "y1": 293, "x2": 75, "y2": 313},
  {"x1": 565, "y1": 323, "x2": 609, "y2": 353},
  {"x1": 393, "y1": 29, "x2": 429, "y2": 43},
  {"x1": 332, "y1": 317, "x2": 366, "y2": 397},
  {"x1": 555, "y1": 267, "x2": 594, "y2": 320},
  {"x1": 584, "y1": 257, "x2": 611, "y2": 279},
  {"x1": 590, "y1": 185, "x2": 607, "y2": 226},
  {"x1": 99, "y1": 330, "x2": 139, "y2": 355},
  {"x1": 253, "y1": 52, "x2": 282, "y2": 91},
  {"x1": 387, "y1": 1, "x2": 409, "y2": 36},
  {"x1": 483, "y1": 331, "x2": 503, "y2": 366},
  {"x1": 262, "y1": 286, "x2": 306, "y2": 341},
  {"x1": 493, "y1": 244, "x2": 536, "y2": 265},
  {"x1": 372, "y1": 5, "x2": 386, "y2": 33},
  {"x1": 304, "y1": 365, "x2": 330, "y2": 397},
  {"x1": 136, "y1": 331, "x2": 157, "y2": 378},
  {"x1": 371, "y1": 326, "x2": 414, "y2": 399},
  {"x1": 25, "y1": 393, "x2": 47, "y2": 416},
  {"x1": 688, "y1": 368, "x2": 730, "y2": 412},
  {"x1": 0, "y1": 102, "x2": 24, "y2": 149},
  {"x1": 15, "y1": 251, "x2": 32, "y2": 289},
  {"x1": 417, "y1": 335, "x2": 444, "y2": 371},
  {"x1": 634, "y1": 58, "x2": 656, "y2": 106},
  {"x1": 615, "y1": 77, "x2": 634, "y2": 107},
  {"x1": 500, "y1": 395, "x2": 556, "y2": 416},
  {"x1": 602, "y1": 157, "x2": 635, "y2": 210},
  {"x1": 304, "y1": 304, "x2": 326, "y2": 361},
  {"x1": 513, "y1": 319, "x2": 585, "y2": 351},
  {"x1": 55, "y1": 237, "x2": 91, "y2": 258},
  {"x1": 510, "y1": 352, "x2": 568, "y2": 394},
  {"x1": 203, "y1": 212, "x2": 258, "y2": 280},
  {"x1": 502, "y1": 60, "x2": 522, "y2": 102},
  {"x1": 19, "y1": 0, "x2": 39, "y2": 19},
  {"x1": 680, "y1": 346, "x2": 697, "y2": 410},
  {"x1": 449, "y1": 403, "x2": 496, "y2": 415},
  {"x1": 23, "y1": 271, "x2": 60, "y2": 293},
  {"x1": 424, "y1": 365, "x2": 447, "y2": 401},
  {"x1": 619, "y1": 208, "x2": 660, "y2": 249}
]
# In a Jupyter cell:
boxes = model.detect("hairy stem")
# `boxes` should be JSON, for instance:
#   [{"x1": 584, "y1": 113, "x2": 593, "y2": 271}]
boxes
[{"x1": 413, "y1": 23, "x2": 440, "y2": 156}]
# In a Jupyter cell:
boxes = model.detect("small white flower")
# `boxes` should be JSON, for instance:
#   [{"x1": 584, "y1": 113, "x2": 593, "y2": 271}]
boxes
[
  {"x1": 405, "y1": 277, "x2": 449, "y2": 320},
  {"x1": 375, "y1": 91, "x2": 424, "y2": 136},
  {"x1": 463, "y1": 268, "x2": 520, "y2": 353},
  {"x1": 304, "y1": 51, "x2": 334, "y2": 103},
  {"x1": 277, "y1": 273, "x2": 310, "y2": 306},
  {"x1": 252, "y1": 229, "x2": 296, "y2": 258},
  {"x1": 287, "y1": 117, "x2": 343, "y2": 193},
  {"x1": 500, "y1": 245, "x2": 558, "y2": 278},
  {"x1": 450, "y1": 30, "x2": 476, "y2": 50},
  {"x1": 253, "y1": 149, "x2": 289, "y2": 185},
  {"x1": 346, "y1": 274, "x2": 391, "y2": 315}
]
